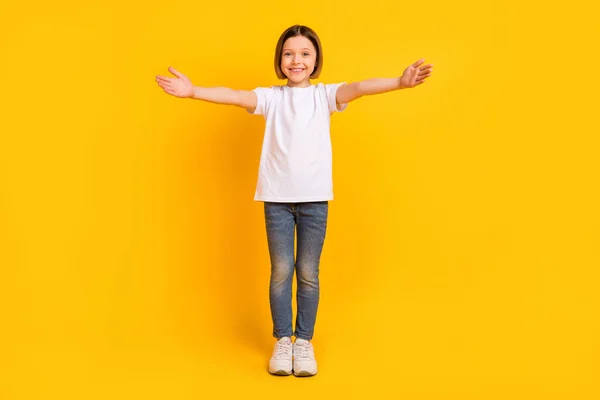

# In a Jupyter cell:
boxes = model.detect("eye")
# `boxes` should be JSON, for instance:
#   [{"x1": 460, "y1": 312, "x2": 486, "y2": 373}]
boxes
[{"x1": 303, "y1": 52, "x2": 309, "y2": 56}]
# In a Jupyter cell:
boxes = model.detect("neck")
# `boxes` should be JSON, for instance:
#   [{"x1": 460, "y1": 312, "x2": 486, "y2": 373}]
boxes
[{"x1": 286, "y1": 79, "x2": 311, "y2": 88}]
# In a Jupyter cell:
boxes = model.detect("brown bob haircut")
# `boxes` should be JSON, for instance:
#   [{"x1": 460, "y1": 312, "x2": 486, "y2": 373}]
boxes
[{"x1": 274, "y1": 25, "x2": 323, "y2": 80}]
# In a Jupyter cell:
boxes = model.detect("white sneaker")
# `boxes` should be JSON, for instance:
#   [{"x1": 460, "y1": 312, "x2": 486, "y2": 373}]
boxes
[
  {"x1": 293, "y1": 338, "x2": 318, "y2": 376},
  {"x1": 268, "y1": 337, "x2": 293, "y2": 375}
]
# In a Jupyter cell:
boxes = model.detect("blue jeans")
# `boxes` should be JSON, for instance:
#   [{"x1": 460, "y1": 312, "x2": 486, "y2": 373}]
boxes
[{"x1": 264, "y1": 201, "x2": 328, "y2": 341}]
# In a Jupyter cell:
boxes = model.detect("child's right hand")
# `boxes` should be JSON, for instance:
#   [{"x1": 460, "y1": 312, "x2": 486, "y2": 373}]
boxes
[{"x1": 155, "y1": 67, "x2": 194, "y2": 98}]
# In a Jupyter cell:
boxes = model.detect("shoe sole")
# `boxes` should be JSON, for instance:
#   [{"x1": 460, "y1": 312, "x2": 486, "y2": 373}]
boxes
[
  {"x1": 293, "y1": 370, "x2": 317, "y2": 377},
  {"x1": 269, "y1": 368, "x2": 292, "y2": 376}
]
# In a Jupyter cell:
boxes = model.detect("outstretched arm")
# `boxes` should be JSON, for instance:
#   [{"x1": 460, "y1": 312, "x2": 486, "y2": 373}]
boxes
[
  {"x1": 336, "y1": 58, "x2": 433, "y2": 104},
  {"x1": 155, "y1": 67, "x2": 257, "y2": 110}
]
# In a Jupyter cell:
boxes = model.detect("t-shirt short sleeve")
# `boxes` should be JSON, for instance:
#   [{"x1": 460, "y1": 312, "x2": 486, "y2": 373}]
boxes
[
  {"x1": 247, "y1": 87, "x2": 275, "y2": 116},
  {"x1": 325, "y1": 82, "x2": 348, "y2": 113}
]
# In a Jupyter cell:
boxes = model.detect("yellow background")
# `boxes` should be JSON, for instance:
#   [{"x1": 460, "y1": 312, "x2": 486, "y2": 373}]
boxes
[{"x1": 1, "y1": 0, "x2": 598, "y2": 398}]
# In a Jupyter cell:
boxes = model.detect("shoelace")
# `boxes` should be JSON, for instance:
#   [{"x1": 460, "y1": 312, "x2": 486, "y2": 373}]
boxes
[
  {"x1": 274, "y1": 342, "x2": 292, "y2": 359},
  {"x1": 294, "y1": 342, "x2": 314, "y2": 360}
]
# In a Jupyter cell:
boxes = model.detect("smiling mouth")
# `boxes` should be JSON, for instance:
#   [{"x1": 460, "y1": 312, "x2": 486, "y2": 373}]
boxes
[{"x1": 289, "y1": 68, "x2": 305, "y2": 73}]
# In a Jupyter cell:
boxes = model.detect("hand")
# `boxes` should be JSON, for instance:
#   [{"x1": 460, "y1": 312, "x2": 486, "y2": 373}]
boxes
[
  {"x1": 400, "y1": 58, "x2": 433, "y2": 89},
  {"x1": 155, "y1": 67, "x2": 194, "y2": 98}
]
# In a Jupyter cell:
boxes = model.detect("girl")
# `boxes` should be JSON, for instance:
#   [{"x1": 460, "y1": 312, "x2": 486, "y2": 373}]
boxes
[{"x1": 155, "y1": 24, "x2": 433, "y2": 377}]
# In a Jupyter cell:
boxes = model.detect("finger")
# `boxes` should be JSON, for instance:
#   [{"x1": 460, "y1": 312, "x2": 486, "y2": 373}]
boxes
[
  {"x1": 419, "y1": 63, "x2": 434, "y2": 71},
  {"x1": 412, "y1": 58, "x2": 426, "y2": 67},
  {"x1": 156, "y1": 75, "x2": 171, "y2": 83},
  {"x1": 168, "y1": 66, "x2": 184, "y2": 78},
  {"x1": 158, "y1": 84, "x2": 173, "y2": 92}
]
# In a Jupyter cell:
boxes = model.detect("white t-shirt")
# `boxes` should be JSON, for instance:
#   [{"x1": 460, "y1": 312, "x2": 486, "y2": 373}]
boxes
[{"x1": 247, "y1": 82, "x2": 348, "y2": 202}]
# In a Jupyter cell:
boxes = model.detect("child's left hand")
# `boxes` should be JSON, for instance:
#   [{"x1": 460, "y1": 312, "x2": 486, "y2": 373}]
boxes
[{"x1": 400, "y1": 58, "x2": 433, "y2": 89}]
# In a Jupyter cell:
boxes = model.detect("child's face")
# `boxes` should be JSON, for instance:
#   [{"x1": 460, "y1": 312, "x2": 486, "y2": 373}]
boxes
[{"x1": 280, "y1": 35, "x2": 317, "y2": 86}]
